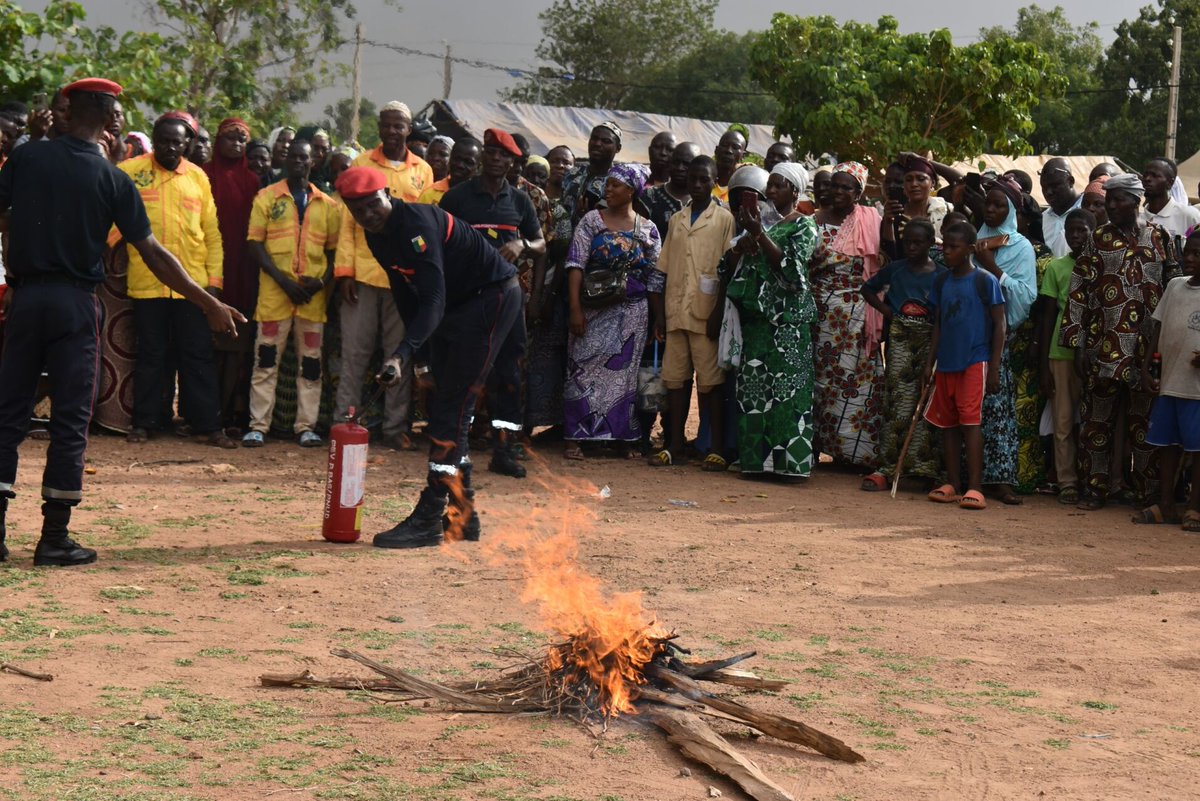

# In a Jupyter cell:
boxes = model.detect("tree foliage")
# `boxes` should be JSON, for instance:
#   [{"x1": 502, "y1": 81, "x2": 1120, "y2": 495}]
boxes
[
  {"x1": 320, "y1": 97, "x2": 379, "y2": 148},
  {"x1": 141, "y1": 0, "x2": 357, "y2": 130},
  {"x1": 979, "y1": 5, "x2": 1103, "y2": 154},
  {"x1": 0, "y1": 0, "x2": 357, "y2": 133},
  {"x1": 1091, "y1": 0, "x2": 1200, "y2": 166},
  {"x1": 504, "y1": 0, "x2": 719, "y2": 110},
  {"x1": 750, "y1": 14, "x2": 1065, "y2": 172},
  {"x1": 0, "y1": 0, "x2": 189, "y2": 129}
]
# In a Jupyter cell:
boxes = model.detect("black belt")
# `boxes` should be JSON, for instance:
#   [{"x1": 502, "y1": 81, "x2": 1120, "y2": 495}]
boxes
[{"x1": 9, "y1": 273, "x2": 100, "y2": 293}]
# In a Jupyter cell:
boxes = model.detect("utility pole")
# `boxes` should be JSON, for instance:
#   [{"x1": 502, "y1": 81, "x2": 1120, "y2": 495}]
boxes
[
  {"x1": 443, "y1": 41, "x2": 453, "y2": 99},
  {"x1": 1166, "y1": 24, "x2": 1182, "y2": 160},
  {"x1": 350, "y1": 23, "x2": 363, "y2": 144}
]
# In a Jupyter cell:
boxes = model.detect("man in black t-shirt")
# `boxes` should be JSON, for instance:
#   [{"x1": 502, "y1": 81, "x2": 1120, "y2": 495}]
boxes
[
  {"x1": 337, "y1": 166, "x2": 521, "y2": 549},
  {"x1": 439, "y1": 128, "x2": 545, "y2": 479},
  {"x1": 0, "y1": 78, "x2": 242, "y2": 566}
]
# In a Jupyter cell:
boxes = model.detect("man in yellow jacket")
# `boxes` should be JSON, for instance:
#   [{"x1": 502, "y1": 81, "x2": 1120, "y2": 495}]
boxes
[
  {"x1": 118, "y1": 112, "x2": 235, "y2": 448},
  {"x1": 333, "y1": 100, "x2": 433, "y2": 448},
  {"x1": 241, "y1": 139, "x2": 340, "y2": 448}
]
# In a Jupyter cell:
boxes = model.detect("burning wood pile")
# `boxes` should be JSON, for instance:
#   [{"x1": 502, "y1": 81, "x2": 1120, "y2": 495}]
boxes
[
  {"x1": 261, "y1": 634, "x2": 863, "y2": 801},
  {"x1": 261, "y1": 483, "x2": 863, "y2": 800}
]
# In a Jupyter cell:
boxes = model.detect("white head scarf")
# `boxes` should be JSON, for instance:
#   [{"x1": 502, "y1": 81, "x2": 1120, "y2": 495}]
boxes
[
  {"x1": 771, "y1": 161, "x2": 809, "y2": 195},
  {"x1": 1107, "y1": 173, "x2": 1145, "y2": 200},
  {"x1": 1170, "y1": 175, "x2": 1189, "y2": 205}
]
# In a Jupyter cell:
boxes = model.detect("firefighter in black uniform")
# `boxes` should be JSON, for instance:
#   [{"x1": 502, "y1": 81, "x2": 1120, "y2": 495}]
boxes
[
  {"x1": 438, "y1": 128, "x2": 545, "y2": 479},
  {"x1": 336, "y1": 166, "x2": 522, "y2": 549},
  {"x1": 0, "y1": 78, "x2": 243, "y2": 566}
]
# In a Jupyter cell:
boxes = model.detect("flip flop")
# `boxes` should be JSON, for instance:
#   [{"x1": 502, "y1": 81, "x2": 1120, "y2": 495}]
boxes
[
  {"x1": 1132, "y1": 504, "x2": 1182, "y2": 525},
  {"x1": 860, "y1": 472, "x2": 888, "y2": 492},
  {"x1": 563, "y1": 445, "x2": 585, "y2": 461},
  {"x1": 928, "y1": 484, "x2": 961, "y2": 504},
  {"x1": 1077, "y1": 493, "x2": 1105, "y2": 511},
  {"x1": 1058, "y1": 486, "x2": 1080, "y2": 505},
  {"x1": 1183, "y1": 510, "x2": 1200, "y2": 533},
  {"x1": 960, "y1": 490, "x2": 987, "y2": 510}
]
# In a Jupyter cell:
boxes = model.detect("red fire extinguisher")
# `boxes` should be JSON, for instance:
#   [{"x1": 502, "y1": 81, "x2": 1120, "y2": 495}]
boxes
[{"x1": 322, "y1": 405, "x2": 370, "y2": 543}]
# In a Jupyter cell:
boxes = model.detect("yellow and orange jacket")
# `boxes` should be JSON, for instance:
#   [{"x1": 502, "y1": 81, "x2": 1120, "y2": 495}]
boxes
[
  {"x1": 417, "y1": 177, "x2": 450, "y2": 206},
  {"x1": 333, "y1": 146, "x2": 433, "y2": 289},
  {"x1": 247, "y1": 180, "x2": 341, "y2": 323},
  {"x1": 115, "y1": 153, "x2": 223, "y2": 299}
]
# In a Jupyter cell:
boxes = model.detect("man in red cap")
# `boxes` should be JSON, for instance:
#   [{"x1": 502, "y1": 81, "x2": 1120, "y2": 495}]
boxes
[
  {"x1": 336, "y1": 165, "x2": 521, "y2": 548},
  {"x1": 0, "y1": 79, "x2": 243, "y2": 566},
  {"x1": 438, "y1": 129, "x2": 545, "y2": 480}
]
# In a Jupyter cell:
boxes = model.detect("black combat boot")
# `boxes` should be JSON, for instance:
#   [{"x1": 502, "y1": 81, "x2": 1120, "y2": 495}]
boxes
[
  {"x1": 488, "y1": 431, "x2": 526, "y2": 478},
  {"x1": 0, "y1": 496, "x2": 10, "y2": 563},
  {"x1": 373, "y1": 487, "x2": 446, "y2": 549},
  {"x1": 443, "y1": 463, "x2": 481, "y2": 542},
  {"x1": 33, "y1": 502, "x2": 98, "y2": 567}
]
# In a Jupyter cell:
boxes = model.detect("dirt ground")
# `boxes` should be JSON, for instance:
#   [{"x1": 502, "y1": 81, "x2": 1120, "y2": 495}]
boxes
[{"x1": 1, "y1": 431, "x2": 1198, "y2": 801}]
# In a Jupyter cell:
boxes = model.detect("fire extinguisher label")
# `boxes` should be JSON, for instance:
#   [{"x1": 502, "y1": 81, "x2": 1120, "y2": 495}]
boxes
[{"x1": 340, "y1": 443, "x2": 368, "y2": 507}]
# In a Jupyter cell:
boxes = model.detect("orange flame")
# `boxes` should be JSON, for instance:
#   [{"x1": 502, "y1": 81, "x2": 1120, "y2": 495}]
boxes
[{"x1": 480, "y1": 455, "x2": 665, "y2": 717}]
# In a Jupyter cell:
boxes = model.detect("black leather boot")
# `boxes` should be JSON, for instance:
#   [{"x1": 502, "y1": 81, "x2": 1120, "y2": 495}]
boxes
[
  {"x1": 443, "y1": 463, "x2": 481, "y2": 542},
  {"x1": 0, "y1": 496, "x2": 10, "y2": 563},
  {"x1": 374, "y1": 487, "x2": 446, "y2": 549},
  {"x1": 34, "y1": 502, "x2": 98, "y2": 567},
  {"x1": 488, "y1": 437, "x2": 526, "y2": 478}
]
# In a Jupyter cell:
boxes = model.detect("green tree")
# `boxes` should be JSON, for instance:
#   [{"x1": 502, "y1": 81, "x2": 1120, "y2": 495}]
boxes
[
  {"x1": 141, "y1": 0, "x2": 359, "y2": 129},
  {"x1": 321, "y1": 97, "x2": 379, "y2": 148},
  {"x1": 504, "y1": 0, "x2": 718, "y2": 110},
  {"x1": 0, "y1": 0, "x2": 189, "y2": 129},
  {"x1": 750, "y1": 14, "x2": 1065, "y2": 173},
  {"x1": 980, "y1": 5, "x2": 1104, "y2": 154},
  {"x1": 1093, "y1": 0, "x2": 1200, "y2": 166},
  {"x1": 625, "y1": 30, "x2": 779, "y2": 125}
]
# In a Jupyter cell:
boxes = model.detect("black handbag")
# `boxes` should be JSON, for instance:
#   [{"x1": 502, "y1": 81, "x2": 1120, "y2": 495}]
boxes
[{"x1": 579, "y1": 218, "x2": 643, "y2": 309}]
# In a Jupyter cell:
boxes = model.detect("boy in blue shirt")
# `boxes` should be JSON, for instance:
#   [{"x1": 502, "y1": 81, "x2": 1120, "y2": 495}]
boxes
[{"x1": 921, "y1": 222, "x2": 1007, "y2": 510}]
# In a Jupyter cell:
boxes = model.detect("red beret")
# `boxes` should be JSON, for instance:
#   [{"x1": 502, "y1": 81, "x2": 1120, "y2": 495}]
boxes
[
  {"x1": 483, "y1": 128, "x2": 522, "y2": 158},
  {"x1": 63, "y1": 78, "x2": 123, "y2": 97},
  {"x1": 336, "y1": 167, "x2": 388, "y2": 199},
  {"x1": 158, "y1": 111, "x2": 198, "y2": 137}
]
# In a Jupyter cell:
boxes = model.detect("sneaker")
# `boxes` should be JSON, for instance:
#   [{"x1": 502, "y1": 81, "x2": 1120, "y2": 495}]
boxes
[
  {"x1": 297, "y1": 431, "x2": 323, "y2": 448},
  {"x1": 242, "y1": 430, "x2": 266, "y2": 447},
  {"x1": 34, "y1": 537, "x2": 98, "y2": 567}
]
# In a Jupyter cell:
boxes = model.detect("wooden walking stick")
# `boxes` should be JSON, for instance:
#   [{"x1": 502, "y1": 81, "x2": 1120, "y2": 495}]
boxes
[{"x1": 891, "y1": 361, "x2": 937, "y2": 498}]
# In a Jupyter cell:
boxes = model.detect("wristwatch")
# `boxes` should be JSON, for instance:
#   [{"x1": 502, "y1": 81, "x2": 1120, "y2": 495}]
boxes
[
  {"x1": 520, "y1": 237, "x2": 529, "y2": 252},
  {"x1": 414, "y1": 364, "x2": 431, "y2": 376}
]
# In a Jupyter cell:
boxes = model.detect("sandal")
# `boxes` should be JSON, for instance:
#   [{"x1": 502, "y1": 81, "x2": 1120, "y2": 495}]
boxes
[
  {"x1": 1183, "y1": 510, "x2": 1200, "y2": 533},
  {"x1": 563, "y1": 444, "x2": 585, "y2": 461},
  {"x1": 928, "y1": 484, "x2": 961, "y2": 504},
  {"x1": 701, "y1": 453, "x2": 727, "y2": 472},
  {"x1": 126, "y1": 427, "x2": 149, "y2": 444},
  {"x1": 241, "y1": 430, "x2": 265, "y2": 448},
  {"x1": 960, "y1": 490, "x2": 988, "y2": 510},
  {"x1": 860, "y1": 472, "x2": 888, "y2": 492},
  {"x1": 1132, "y1": 504, "x2": 1181, "y2": 525},
  {"x1": 648, "y1": 449, "x2": 674, "y2": 467},
  {"x1": 1076, "y1": 493, "x2": 1105, "y2": 511},
  {"x1": 1058, "y1": 486, "x2": 1080, "y2": 505},
  {"x1": 993, "y1": 485, "x2": 1023, "y2": 506}
]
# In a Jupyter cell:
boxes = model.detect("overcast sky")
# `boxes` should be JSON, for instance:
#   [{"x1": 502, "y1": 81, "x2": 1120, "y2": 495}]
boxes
[{"x1": 46, "y1": 1, "x2": 1151, "y2": 121}]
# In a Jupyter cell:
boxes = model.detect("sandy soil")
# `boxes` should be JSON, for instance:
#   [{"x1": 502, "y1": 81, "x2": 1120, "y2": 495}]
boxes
[{"x1": 0, "y1": 432, "x2": 1198, "y2": 801}]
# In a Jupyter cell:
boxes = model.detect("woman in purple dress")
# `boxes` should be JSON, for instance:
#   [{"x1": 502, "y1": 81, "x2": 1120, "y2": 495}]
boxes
[{"x1": 563, "y1": 164, "x2": 663, "y2": 459}]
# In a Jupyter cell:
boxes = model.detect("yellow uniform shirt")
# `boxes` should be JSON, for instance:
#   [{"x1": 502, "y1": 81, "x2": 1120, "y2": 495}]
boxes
[
  {"x1": 117, "y1": 153, "x2": 223, "y2": 299},
  {"x1": 417, "y1": 177, "x2": 450, "y2": 206},
  {"x1": 247, "y1": 180, "x2": 341, "y2": 323},
  {"x1": 333, "y1": 146, "x2": 434, "y2": 289},
  {"x1": 656, "y1": 202, "x2": 736, "y2": 334}
]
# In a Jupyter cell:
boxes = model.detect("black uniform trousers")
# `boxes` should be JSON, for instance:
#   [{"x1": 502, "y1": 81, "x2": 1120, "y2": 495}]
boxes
[
  {"x1": 485, "y1": 311, "x2": 526, "y2": 433},
  {"x1": 0, "y1": 280, "x2": 101, "y2": 505},
  {"x1": 132, "y1": 299, "x2": 221, "y2": 434},
  {"x1": 424, "y1": 277, "x2": 522, "y2": 490}
]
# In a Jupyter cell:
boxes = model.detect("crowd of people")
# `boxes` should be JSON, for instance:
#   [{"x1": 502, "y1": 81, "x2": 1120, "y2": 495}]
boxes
[{"x1": 1, "y1": 79, "x2": 1198, "y2": 565}]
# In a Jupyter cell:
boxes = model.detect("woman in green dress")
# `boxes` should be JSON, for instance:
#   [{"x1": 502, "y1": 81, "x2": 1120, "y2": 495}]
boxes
[{"x1": 725, "y1": 163, "x2": 819, "y2": 478}]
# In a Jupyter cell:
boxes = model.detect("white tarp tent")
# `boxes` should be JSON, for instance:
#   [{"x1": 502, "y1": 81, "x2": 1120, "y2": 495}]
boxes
[
  {"x1": 425, "y1": 99, "x2": 779, "y2": 161},
  {"x1": 1175, "y1": 149, "x2": 1200, "y2": 201},
  {"x1": 949, "y1": 154, "x2": 1121, "y2": 206}
]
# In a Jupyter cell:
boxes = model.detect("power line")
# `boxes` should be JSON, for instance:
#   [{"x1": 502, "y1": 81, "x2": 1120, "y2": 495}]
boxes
[{"x1": 358, "y1": 39, "x2": 1191, "y2": 102}]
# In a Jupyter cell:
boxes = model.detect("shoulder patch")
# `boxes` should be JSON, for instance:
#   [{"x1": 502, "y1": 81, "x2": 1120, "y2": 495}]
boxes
[{"x1": 411, "y1": 235, "x2": 427, "y2": 253}]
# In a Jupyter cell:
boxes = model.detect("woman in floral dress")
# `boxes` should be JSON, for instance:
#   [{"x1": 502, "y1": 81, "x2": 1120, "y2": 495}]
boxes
[{"x1": 809, "y1": 162, "x2": 885, "y2": 468}]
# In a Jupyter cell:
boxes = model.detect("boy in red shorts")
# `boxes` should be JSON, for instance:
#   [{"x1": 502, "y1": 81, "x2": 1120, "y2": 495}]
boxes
[
  {"x1": 921, "y1": 222, "x2": 1006, "y2": 510},
  {"x1": 1138, "y1": 230, "x2": 1200, "y2": 531}
]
